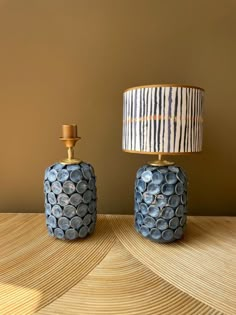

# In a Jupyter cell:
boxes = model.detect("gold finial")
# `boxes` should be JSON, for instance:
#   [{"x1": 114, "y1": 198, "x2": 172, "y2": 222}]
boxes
[{"x1": 59, "y1": 124, "x2": 81, "y2": 165}]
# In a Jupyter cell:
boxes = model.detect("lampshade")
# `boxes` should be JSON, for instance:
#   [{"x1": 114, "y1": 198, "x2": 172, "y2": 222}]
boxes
[{"x1": 122, "y1": 84, "x2": 204, "y2": 154}]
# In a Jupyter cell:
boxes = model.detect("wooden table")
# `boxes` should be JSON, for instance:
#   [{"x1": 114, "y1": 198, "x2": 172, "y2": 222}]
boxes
[{"x1": 0, "y1": 214, "x2": 235, "y2": 315}]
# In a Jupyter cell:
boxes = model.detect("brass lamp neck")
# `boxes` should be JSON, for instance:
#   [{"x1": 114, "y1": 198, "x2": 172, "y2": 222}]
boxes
[
  {"x1": 148, "y1": 154, "x2": 174, "y2": 166},
  {"x1": 68, "y1": 147, "x2": 74, "y2": 160},
  {"x1": 59, "y1": 124, "x2": 82, "y2": 165}
]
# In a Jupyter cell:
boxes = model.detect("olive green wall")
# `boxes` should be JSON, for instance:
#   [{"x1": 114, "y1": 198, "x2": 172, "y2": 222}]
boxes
[{"x1": 0, "y1": 0, "x2": 235, "y2": 215}]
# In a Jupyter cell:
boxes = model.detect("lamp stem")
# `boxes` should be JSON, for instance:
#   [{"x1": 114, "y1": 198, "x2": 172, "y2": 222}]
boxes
[
  {"x1": 148, "y1": 154, "x2": 174, "y2": 166},
  {"x1": 68, "y1": 147, "x2": 74, "y2": 160}
]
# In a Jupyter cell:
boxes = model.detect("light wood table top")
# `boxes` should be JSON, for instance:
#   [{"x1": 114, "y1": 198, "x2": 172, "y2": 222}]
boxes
[{"x1": 0, "y1": 214, "x2": 235, "y2": 315}]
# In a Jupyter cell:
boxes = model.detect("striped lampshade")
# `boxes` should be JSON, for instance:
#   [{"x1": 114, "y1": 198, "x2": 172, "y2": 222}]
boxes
[{"x1": 122, "y1": 84, "x2": 204, "y2": 154}]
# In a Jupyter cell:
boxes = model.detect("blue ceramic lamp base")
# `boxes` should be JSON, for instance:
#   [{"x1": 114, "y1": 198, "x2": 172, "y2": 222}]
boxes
[
  {"x1": 44, "y1": 162, "x2": 97, "y2": 240},
  {"x1": 134, "y1": 164, "x2": 187, "y2": 243}
]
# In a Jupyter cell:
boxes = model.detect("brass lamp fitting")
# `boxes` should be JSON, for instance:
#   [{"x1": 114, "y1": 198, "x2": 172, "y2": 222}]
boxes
[
  {"x1": 148, "y1": 154, "x2": 174, "y2": 166},
  {"x1": 59, "y1": 124, "x2": 81, "y2": 165}
]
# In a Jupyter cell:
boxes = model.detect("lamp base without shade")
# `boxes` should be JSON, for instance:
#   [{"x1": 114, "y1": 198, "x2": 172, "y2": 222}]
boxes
[
  {"x1": 134, "y1": 164, "x2": 187, "y2": 243},
  {"x1": 44, "y1": 162, "x2": 97, "y2": 240}
]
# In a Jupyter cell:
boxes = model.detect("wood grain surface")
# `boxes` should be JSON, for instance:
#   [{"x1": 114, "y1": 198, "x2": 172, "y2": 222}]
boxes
[{"x1": 0, "y1": 214, "x2": 235, "y2": 315}]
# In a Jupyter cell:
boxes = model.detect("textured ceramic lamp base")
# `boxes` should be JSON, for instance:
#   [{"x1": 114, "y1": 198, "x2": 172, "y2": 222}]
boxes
[
  {"x1": 44, "y1": 162, "x2": 97, "y2": 240},
  {"x1": 134, "y1": 164, "x2": 187, "y2": 243}
]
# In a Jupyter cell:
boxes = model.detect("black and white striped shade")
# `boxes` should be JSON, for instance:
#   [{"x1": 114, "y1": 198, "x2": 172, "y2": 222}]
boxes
[{"x1": 122, "y1": 85, "x2": 204, "y2": 154}]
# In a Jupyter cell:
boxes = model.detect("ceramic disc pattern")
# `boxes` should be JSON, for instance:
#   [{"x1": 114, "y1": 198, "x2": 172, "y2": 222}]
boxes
[
  {"x1": 44, "y1": 162, "x2": 97, "y2": 240},
  {"x1": 134, "y1": 164, "x2": 187, "y2": 243}
]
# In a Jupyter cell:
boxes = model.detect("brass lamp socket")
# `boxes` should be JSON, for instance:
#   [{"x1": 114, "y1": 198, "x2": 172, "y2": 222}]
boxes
[{"x1": 59, "y1": 125, "x2": 81, "y2": 165}]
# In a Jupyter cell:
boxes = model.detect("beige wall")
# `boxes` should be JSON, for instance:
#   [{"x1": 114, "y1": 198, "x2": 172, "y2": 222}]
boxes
[{"x1": 0, "y1": 0, "x2": 235, "y2": 215}]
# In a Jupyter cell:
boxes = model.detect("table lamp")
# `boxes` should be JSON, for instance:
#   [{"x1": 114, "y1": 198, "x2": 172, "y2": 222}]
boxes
[
  {"x1": 44, "y1": 124, "x2": 97, "y2": 240},
  {"x1": 123, "y1": 84, "x2": 204, "y2": 242}
]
